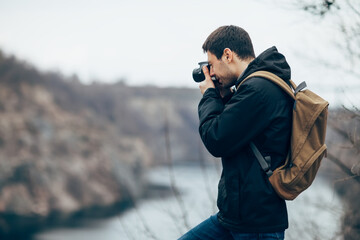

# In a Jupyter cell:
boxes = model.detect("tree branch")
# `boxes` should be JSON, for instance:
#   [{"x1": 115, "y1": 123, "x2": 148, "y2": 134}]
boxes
[
  {"x1": 163, "y1": 106, "x2": 190, "y2": 232},
  {"x1": 326, "y1": 152, "x2": 360, "y2": 183}
]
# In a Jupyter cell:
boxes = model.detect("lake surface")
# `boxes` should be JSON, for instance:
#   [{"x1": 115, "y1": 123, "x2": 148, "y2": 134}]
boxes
[{"x1": 35, "y1": 164, "x2": 343, "y2": 240}]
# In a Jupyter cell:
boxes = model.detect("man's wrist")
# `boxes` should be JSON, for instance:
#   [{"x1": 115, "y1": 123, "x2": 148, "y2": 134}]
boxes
[{"x1": 203, "y1": 87, "x2": 216, "y2": 96}]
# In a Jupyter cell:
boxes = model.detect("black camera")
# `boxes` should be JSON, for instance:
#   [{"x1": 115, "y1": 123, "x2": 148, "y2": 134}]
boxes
[{"x1": 192, "y1": 61, "x2": 210, "y2": 82}]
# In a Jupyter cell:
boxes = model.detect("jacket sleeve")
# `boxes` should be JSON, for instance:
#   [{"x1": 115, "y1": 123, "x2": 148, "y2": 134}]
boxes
[{"x1": 198, "y1": 79, "x2": 273, "y2": 158}]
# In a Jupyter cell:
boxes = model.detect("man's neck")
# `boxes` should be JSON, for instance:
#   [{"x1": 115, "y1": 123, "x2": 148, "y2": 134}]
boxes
[{"x1": 236, "y1": 57, "x2": 254, "y2": 79}]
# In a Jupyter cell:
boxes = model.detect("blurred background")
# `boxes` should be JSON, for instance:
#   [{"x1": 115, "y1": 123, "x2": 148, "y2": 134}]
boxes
[{"x1": 0, "y1": 0, "x2": 359, "y2": 239}]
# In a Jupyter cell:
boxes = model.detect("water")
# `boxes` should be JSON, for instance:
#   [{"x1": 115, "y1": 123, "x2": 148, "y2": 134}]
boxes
[{"x1": 35, "y1": 164, "x2": 343, "y2": 240}]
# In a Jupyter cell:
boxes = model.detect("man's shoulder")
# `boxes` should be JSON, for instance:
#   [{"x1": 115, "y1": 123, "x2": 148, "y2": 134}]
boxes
[
  {"x1": 240, "y1": 75, "x2": 278, "y2": 89},
  {"x1": 239, "y1": 76, "x2": 290, "y2": 100}
]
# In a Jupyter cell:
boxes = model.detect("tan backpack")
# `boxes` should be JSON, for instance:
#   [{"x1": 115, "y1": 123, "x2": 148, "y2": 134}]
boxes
[{"x1": 239, "y1": 71, "x2": 329, "y2": 200}]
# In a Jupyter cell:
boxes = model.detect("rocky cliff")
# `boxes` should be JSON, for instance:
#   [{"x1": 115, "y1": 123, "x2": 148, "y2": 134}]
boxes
[{"x1": 0, "y1": 50, "x2": 204, "y2": 237}]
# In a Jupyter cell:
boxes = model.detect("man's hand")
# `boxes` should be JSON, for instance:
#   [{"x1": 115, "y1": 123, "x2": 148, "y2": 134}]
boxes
[
  {"x1": 199, "y1": 65, "x2": 215, "y2": 95},
  {"x1": 214, "y1": 81, "x2": 233, "y2": 98},
  {"x1": 199, "y1": 65, "x2": 233, "y2": 98}
]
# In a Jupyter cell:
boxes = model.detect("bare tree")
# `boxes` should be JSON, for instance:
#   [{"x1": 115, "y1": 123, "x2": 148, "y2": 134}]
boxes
[
  {"x1": 274, "y1": 1, "x2": 360, "y2": 239},
  {"x1": 163, "y1": 106, "x2": 190, "y2": 233},
  {"x1": 274, "y1": 0, "x2": 360, "y2": 80}
]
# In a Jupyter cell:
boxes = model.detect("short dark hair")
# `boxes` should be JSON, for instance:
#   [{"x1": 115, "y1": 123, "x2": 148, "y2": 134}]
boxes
[{"x1": 202, "y1": 25, "x2": 255, "y2": 60}]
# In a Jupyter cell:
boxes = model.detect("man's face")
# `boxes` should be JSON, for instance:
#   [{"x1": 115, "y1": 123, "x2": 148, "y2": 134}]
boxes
[{"x1": 207, "y1": 51, "x2": 237, "y2": 89}]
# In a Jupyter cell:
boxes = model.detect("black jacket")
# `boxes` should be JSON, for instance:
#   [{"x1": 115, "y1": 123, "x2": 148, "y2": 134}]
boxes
[{"x1": 198, "y1": 46, "x2": 293, "y2": 233}]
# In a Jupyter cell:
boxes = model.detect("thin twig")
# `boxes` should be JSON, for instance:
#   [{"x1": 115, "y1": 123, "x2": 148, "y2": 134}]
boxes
[
  {"x1": 112, "y1": 157, "x2": 159, "y2": 240},
  {"x1": 166, "y1": 208, "x2": 185, "y2": 235},
  {"x1": 198, "y1": 138, "x2": 217, "y2": 212},
  {"x1": 333, "y1": 175, "x2": 360, "y2": 185},
  {"x1": 163, "y1": 106, "x2": 190, "y2": 231},
  {"x1": 326, "y1": 152, "x2": 360, "y2": 184},
  {"x1": 134, "y1": 207, "x2": 159, "y2": 240},
  {"x1": 117, "y1": 216, "x2": 137, "y2": 240},
  {"x1": 344, "y1": 0, "x2": 360, "y2": 17}
]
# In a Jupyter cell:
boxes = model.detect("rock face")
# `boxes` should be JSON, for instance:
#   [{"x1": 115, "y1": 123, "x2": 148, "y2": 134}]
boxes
[
  {"x1": 0, "y1": 51, "x2": 206, "y2": 237},
  {"x1": 0, "y1": 52, "x2": 152, "y2": 236}
]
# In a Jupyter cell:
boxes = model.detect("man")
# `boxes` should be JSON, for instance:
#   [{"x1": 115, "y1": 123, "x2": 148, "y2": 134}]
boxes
[{"x1": 179, "y1": 25, "x2": 293, "y2": 240}]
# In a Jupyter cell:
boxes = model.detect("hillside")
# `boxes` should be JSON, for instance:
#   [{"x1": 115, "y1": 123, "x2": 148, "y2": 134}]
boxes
[{"x1": 0, "y1": 50, "x2": 204, "y2": 237}]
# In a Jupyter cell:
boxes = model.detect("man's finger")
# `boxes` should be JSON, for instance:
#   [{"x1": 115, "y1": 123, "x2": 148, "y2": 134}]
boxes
[
  {"x1": 202, "y1": 65, "x2": 211, "y2": 81},
  {"x1": 199, "y1": 65, "x2": 215, "y2": 95}
]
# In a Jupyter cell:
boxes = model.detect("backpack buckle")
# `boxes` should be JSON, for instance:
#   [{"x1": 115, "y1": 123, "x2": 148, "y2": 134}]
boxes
[
  {"x1": 265, "y1": 169, "x2": 273, "y2": 177},
  {"x1": 294, "y1": 81, "x2": 307, "y2": 95},
  {"x1": 263, "y1": 156, "x2": 273, "y2": 177}
]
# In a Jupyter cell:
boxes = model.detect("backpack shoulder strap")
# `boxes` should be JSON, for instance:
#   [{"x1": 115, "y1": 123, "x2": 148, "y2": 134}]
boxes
[
  {"x1": 237, "y1": 71, "x2": 299, "y2": 100},
  {"x1": 241, "y1": 71, "x2": 296, "y2": 174},
  {"x1": 249, "y1": 142, "x2": 273, "y2": 177}
]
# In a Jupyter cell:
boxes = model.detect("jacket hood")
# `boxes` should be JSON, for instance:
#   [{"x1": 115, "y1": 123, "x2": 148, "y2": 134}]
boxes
[{"x1": 236, "y1": 46, "x2": 291, "y2": 86}]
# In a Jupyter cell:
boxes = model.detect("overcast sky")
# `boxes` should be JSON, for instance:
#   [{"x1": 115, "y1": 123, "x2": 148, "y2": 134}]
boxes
[{"x1": 0, "y1": 0, "x2": 358, "y2": 106}]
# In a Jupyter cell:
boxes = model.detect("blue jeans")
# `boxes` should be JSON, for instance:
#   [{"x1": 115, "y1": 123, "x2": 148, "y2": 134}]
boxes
[{"x1": 178, "y1": 214, "x2": 284, "y2": 240}]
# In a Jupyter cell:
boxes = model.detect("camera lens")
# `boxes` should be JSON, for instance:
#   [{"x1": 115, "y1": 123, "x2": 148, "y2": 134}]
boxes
[{"x1": 192, "y1": 61, "x2": 209, "y2": 82}]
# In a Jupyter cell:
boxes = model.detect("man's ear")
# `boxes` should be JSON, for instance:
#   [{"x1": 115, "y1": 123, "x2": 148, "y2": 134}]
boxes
[{"x1": 223, "y1": 48, "x2": 233, "y2": 63}]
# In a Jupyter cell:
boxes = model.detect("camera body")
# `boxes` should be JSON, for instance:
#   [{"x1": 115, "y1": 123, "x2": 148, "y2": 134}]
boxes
[{"x1": 192, "y1": 61, "x2": 210, "y2": 82}]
